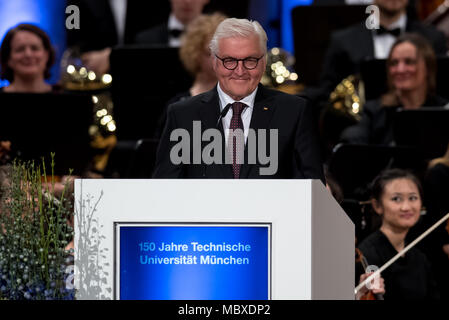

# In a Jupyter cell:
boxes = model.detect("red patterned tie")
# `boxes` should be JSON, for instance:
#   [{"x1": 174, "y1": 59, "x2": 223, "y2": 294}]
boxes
[{"x1": 229, "y1": 102, "x2": 246, "y2": 179}]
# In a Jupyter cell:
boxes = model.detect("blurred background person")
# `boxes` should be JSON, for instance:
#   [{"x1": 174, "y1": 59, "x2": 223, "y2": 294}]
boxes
[
  {"x1": 318, "y1": 0, "x2": 447, "y2": 103},
  {"x1": 0, "y1": 23, "x2": 57, "y2": 93},
  {"x1": 0, "y1": 23, "x2": 106, "y2": 178},
  {"x1": 357, "y1": 168, "x2": 439, "y2": 299},
  {"x1": 340, "y1": 33, "x2": 447, "y2": 145},
  {"x1": 155, "y1": 13, "x2": 227, "y2": 138},
  {"x1": 178, "y1": 13, "x2": 227, "y2": 99},
  {"x1": 66, "y1": 0, "x2": 169, "y2": 75},
  {"x1": 135, "y1": 0, "x2": 210, "y2": 47},
  {"x1": 0, "y1": 24, "x2": 61, "y2": 167}
]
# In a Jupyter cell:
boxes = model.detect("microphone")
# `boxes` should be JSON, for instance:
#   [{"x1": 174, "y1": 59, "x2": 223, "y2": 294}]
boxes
[
  {"x1": 216, "y1": 103, "x2": 232, "y2": 128},
  {"x1": 204, "y1": 104, "x2": 232, "y2": 178}
]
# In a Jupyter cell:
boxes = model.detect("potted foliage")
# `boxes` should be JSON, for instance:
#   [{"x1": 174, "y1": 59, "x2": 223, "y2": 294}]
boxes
[{"x1": 0, "y1": 158, "x2": 75, "y2": 300}]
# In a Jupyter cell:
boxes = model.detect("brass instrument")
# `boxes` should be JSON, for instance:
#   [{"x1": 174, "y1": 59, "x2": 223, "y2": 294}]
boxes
[
  {"x1": 329, "y1": 74, "x2": 365, "y2": 122},
  {"x1": 59, "y1": 48, "x2": 117, "y2": 173},
  {"x1": 319, "y1": 75, "x2": 366, "y2": 154},
  {"x1": 261, "y1": 47, "x2": 303, "y2": 94}
]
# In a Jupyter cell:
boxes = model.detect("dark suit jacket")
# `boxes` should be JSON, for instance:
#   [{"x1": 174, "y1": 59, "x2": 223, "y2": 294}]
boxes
[
  {"x1": 135, "y1": 23, "x2": 169, "y2": 45},
  {"x1": 153, "y1": 85, "x2": 325, "y2": 181},
  {"x1": 320, "y1": 19, "x2": 448, "y2": 98},
  {"x1": 66, "y1": 0, "x2": 169, "y2": 52}
]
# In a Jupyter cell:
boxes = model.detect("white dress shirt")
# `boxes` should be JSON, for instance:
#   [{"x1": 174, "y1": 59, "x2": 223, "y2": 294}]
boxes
[
  {"x1": 168, "y1": 14, "x2": 185, "y2": 48},
  {"x1": 217, "y1": 83, "x2": 257, "y2": 146},
  {"x1": 373, "y1": 13, "x2": 407, "y2": 59},
  {"x1": 109, "y1": 0, "x2": 128, "y2": 45}
]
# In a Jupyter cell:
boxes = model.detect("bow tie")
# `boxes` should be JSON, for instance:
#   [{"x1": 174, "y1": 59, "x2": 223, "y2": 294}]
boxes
[
  {"x1": 169, "y1": 28, "x2": 184, "y2": 38},
  {"x1": 376, "y1": 26, "x2": 402, "y2": 37}
]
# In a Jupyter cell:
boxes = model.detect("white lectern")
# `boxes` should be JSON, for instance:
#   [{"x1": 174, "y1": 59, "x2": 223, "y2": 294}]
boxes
[{"x1": 74, "y1": 179, "x2": 354, "y2": 300}]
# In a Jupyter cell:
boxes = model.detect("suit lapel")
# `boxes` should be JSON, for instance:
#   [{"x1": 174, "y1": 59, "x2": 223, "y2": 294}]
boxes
[
  {"x1": 199, "y1": 89, "x2": 220, "y2": 130},
  {"x1": 240, "y1": 85, "x2": 276, "y2": 178},
  {"x1": 200, "y1": 89, "x2": 233, "y2": 178}
]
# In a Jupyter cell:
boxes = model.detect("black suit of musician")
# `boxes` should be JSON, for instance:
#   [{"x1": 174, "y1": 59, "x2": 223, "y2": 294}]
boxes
[
  {"x1": 153, "y1": 18, "x2": 324, "y2": 181},
  {"x1": 320, "y1": 0, "x2": 447, "y2": 97},
  {"x1": 66, "y1": 0, "x2": 169, "y2": 52},
  {"x1": 135, "y1": 0, "x2": 209, "y2": 47}
]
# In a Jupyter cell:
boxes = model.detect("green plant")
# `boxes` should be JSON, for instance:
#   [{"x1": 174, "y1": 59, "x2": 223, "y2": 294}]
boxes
[{"x1": 0, "y1": 157, "x2": 75, "y2": 300}]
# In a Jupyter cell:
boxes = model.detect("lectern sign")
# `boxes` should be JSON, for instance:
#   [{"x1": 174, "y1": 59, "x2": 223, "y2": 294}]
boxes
[
  {"x1": 115, "y1": 223, "x2": 271, "y2": 300},
  {"x1": 75, "y1": 179, "x2": 354, "y2": 300}
]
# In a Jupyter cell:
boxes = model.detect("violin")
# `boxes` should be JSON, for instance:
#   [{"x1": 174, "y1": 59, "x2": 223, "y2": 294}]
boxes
[{"x1": 355, "y1": 248, "x2": 384, "y2": 300}]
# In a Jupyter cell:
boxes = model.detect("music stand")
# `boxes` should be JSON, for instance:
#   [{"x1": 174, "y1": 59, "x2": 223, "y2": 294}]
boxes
[
  {"x1": 329, "y1": 143, "x2": 424, "y2": 199},
  {"x1": 0, "y1": 92, "x2": 93, "y2": 175},
  {"x1": 125, "y1": 138, "x2": 160, "y2": 178},
  {"x1": 393, "y1": 107, "x2": 449, "y2": 159},
  {"x1": 360, "y1": 59, "x2": 387, "y2": 100},
  {"x1": 291, "y1": 5, "x2": 367, "y2": 86},
  {"x1": 110, "y1": 45, "x2": 193, "y2": 140},
  {"x1": 328, "y1": 143, "x2": 425, "y2": 240}
]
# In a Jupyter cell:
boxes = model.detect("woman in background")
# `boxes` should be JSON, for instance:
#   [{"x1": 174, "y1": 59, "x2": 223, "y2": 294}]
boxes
[
  {"x1": 0, "y1": 23, "x2": 57, "y2": 93},
  {"x1": 340, "y1": 33, "x2": 447, "y2": 145},
  {"x1": 178, "y1": 12, "x2": 227, "y2": 99},
  {"x1": 156, "y1": 13, "x2": 227, "y2": 137},
  {"x1": 357, "y1": 168, "x2": 439, "y2": 299}
]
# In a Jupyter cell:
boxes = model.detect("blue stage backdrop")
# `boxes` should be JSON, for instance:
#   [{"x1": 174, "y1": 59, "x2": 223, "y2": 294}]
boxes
[
  {"x1": 281, "y1": 0, "x2": 314, "y2": 54},
  {"x1": 0, "y1": 0, "x2": 66, "y2": 85},
  {"x1": 118, "y1": 225, "x2": 271, "y2": 300}
]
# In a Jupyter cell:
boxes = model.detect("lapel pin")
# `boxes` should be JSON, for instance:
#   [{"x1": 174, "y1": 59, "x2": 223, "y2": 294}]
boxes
[{"x1": 263, "y1": 107, "x2": 269, "y2": 111}]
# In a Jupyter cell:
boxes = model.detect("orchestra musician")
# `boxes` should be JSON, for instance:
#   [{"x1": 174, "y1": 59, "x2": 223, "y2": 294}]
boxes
[
  {"x1": 340, "y1": 33, "x2": 448, "y2": 145},
  {"x1": 0, "y1": 23, "x2": 58, "y2": 93},
  {"x1": 357, "y1": 168, "x2": 439, "y2": 299}
]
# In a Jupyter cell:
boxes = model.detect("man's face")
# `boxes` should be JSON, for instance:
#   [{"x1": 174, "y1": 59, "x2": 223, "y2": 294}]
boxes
[
  {"x1": 375, "y1": 0, "x2": 408, "y2": 16},
  {"x1": 213, "y1": 35, "x2": 266, "y2": 101},
  {"x1": 170, "y1": 0, "x2": 209, "y2": 25}
]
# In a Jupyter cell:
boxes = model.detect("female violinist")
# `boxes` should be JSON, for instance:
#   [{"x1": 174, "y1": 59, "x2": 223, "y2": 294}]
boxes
[{"x1": 357, "y1": 168, "x2": 439, "y2": 299}]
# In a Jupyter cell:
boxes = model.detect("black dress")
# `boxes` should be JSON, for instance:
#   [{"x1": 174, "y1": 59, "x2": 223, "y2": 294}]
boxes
[{"x1": 357, "y1": 230, "x2": 439, "y2": 300}]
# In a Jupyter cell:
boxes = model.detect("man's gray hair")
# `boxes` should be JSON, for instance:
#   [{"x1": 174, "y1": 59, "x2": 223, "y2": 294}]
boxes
[{"x1": 209, "y1": 18, "x2": 268, "y2": 56}]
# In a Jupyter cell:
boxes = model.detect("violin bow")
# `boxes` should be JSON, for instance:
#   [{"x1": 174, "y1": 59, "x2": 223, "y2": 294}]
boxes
[{"x1": 355, "y1": 211, "x2": 449, "y2": 294}]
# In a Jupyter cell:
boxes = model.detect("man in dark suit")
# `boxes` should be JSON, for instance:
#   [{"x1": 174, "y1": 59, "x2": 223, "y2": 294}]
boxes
[
  {"x1": 319, "y1": 0, "x2": 447, "y2": 99},
  {"x1": 66, "y1": 0, "x2": 169, "y2": 74},
  {"x1": 135, "y1": 0, "x2": 209, "y2": 47},
  {"x1": 153, "y1": 18, "x2": 324, "y2": 181}
]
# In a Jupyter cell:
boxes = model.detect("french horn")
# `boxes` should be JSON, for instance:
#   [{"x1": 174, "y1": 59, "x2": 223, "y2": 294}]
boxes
[{"x1": 328, "y1": 74, "x2": 365, "y2": 122}]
